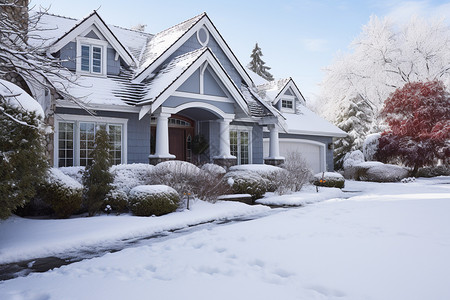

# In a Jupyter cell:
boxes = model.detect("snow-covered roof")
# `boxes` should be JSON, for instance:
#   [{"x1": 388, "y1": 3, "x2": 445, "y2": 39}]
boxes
[
  {"x1": 31, "y1": 12, "x2": 152, "y2": 64},
  {"x1": 284, "y1": 105, "x2": 347, "y2": 137},
  {"x1": 141, "y1": 47, "x2": 208, "y2": 105},
  {"x1": 257, "y1": 78, "x2": 291, "y2": 102},
  {"x1": 246, "y1": 69, "x2": 269, "y2": 86},
  {"x1": 0, "y1": 79, "x2": 44, "y2": 118},
  {"x1": 136, "y1": 13, "x2": 205, "y2": 77}
]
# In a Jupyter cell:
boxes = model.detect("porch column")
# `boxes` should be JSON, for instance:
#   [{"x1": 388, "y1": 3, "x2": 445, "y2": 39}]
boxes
[
  {"x1": 219, "y1": 118, "x2": 232, "y2": 158},
  {"x1": 149, "y1": 112, "x2": 175, "y2": 165},
  {"x1": 213, "y1": 118, "x2": 237, "y2": 168},
  {"x1": 264, "y1": 124, "x2": 285, "y2": 166}
]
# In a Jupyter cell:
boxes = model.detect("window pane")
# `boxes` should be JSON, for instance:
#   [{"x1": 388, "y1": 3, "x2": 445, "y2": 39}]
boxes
[
  {"x1": 240, "y1": 132, "x2": 249, "y2": 164},
  {"x1": 108, "y1": 124, "x2": 122, "y2": 165},
  {"x1": 92, "y1": 47, "x2": 102, "y2": 73},
  {"x1": 80, "y1": 122, "x2": 95, "y2": 167},
  {"x1": 58, "y1": 122, "x2": 74, "y2": 167},
  {"x1": 81, "y1": 45, "x2": 90, "y2": 72},
  {"x1": 230, "y1": 130, "x2": 238, "y2": 158}
]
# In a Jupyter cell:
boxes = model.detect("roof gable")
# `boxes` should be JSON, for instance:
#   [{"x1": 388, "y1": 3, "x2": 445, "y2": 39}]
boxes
[
  {"x1": 134, "y1": 13, "x2": 253, "y2": 87},
  {"x1": 49, "y1": 11, "x2": 135, "y2": 66},
  {"x1": 258, "y1": 78, "x2": 306, "y2": 105},
  {"x1": 137, "y1": 47, "x2": 250, "y2": 119}
]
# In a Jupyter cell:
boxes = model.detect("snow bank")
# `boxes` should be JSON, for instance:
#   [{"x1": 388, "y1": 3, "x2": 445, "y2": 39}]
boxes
[
  {"x1": 0, "y1": 79, "x2": 44, "y2": 118},
  {"x1": 256, "y1": 185, "x2": 345, "y2": 206}
]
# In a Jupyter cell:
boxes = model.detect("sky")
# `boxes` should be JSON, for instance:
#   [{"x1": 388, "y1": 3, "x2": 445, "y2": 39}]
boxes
[{"x1": 29, "y1": 0, "x2": 450, "y2": 103}]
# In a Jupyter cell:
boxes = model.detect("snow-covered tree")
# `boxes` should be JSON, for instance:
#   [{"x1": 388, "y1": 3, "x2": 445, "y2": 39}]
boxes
[
  {"x1": 376, "y1": 80, "x2": 450, "y2": 175},
  {"x1": 318, "y1": 15, "x2": 450, "y2": 155},
  {"x1": 82, "y1": 127, "x2": 114, "y2": 216},
  {"x1": 0, "y1": 0, "x2": 78, "y2": 116},
  {"x1": 333, "y1": 95, "x2": 373, "y2": 169},
  {"x1": 248, "y1": 43, "x2": 274, "y2": 81}
]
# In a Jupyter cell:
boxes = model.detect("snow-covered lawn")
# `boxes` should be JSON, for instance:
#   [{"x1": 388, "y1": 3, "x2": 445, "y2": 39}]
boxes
[{"x1": 1, "y1": 177, "x2": 450, "y2": 300}]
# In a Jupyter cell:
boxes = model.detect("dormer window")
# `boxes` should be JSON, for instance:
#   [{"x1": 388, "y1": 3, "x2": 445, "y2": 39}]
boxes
[
  {"x1": 281, "y1": 97, "x2": 295, "y2": 113},
  {"x1": 76, "y1": 37, "x2": 107, "y2": 76}
]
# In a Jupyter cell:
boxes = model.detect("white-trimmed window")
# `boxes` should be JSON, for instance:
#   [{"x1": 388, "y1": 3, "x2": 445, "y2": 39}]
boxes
[
  {"x1": 76, "y1": 37, "x2": 107, "y2": 75},
  {"x1": 281, "y1": 97, "x2": 295, "y2": 113},
  {"x1": 230, "y1": 126, "x2": 252, "y2": 164},
  {"x1": 55, "y1": 115, "x2": 127, "y2": 167}
]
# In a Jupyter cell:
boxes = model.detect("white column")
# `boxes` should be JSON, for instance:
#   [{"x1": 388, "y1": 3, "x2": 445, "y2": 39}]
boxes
[
  {"x1": 218, "y1": 118, "x2": 233, "y2": 158},
  {"x1": 268, "y1": 124, "x2": 281, "y2": 159},
  {"x1": 153, "y1": 112, "x2": 175, "y2": 158}
]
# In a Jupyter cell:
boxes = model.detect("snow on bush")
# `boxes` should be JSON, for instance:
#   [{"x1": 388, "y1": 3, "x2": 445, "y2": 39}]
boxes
[
  {"x1": 128, "y1": 185, "x2": 180, "y2": 216},
  {"x1": 277, "y1": 152, "x2": 313, "y2": 194},
  {"x1": 224, "y1": 171, "x2": 268, "y2": 200},
  {"x1": 313, "y1": 172, "x2": 345, "y2": 188},
  {"x1": 151, "y1": 160, "x2": 201, "y2": 196},
  {"x1": 229, "y1": 164, "x2": 286, "y2": 193},
  {"x1": 110, "y1": 164, "x2": 154, "y2": 194},
  {"x1": 0, "y1": 79, "x2": 44, "y2": 119},
  {"x1": 40, "y1": 168, "x2": 83, "y2": 218},
  {"x1": 343, "y1": 150, "x2": 365, "y2": 169},
  {"x1": 59, "y1": 167, "x2": 85, "y2": 184},
  {"x1": 201, "y1": 163, "x2": 226, "y2": 176},
  {"x1": 363, "y1": 133, "x2": 381, "y2": 161},
  {"x1": 345, "y1": 161, "x2": 409, "y2": 182}
]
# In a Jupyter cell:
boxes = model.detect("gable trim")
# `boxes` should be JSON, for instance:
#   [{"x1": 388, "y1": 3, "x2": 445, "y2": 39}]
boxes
[
  {"x1": 49, "y1": 11, "x2": 135, "y2": 66},
  {"x1": 134, "y1": 14, "x2": 253, "y2": 86},
  {"x1": 273, "y1": 78, "x2": 306, "y2": 105},
  {"x1": 139, "y1": 48, "x2": 249, "y2": 118}
]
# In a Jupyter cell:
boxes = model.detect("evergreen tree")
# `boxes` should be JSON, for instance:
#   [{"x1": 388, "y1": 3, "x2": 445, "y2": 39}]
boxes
[
  {"x1": 82, "y1": 127, "x2": 114, "y2": 216},
  {"x1": 248, "y1": 43, "x2": 274, "y2": 81},
  {"x1": 0, "y1": 100, "x2": 48, "y2": 219},
  {"x1": 333, "y1": 96, "x2": 373, "y2": 169}
]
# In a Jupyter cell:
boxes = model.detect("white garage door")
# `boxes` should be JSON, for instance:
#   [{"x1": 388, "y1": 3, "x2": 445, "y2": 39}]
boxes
[{"x1": 263, "y1": 139, "x2": 325, "y2": 173}]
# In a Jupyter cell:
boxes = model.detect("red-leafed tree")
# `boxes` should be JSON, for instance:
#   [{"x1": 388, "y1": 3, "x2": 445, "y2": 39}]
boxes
[{"x1": 376, "y1": 80, "x2": 450, "y2": 175}]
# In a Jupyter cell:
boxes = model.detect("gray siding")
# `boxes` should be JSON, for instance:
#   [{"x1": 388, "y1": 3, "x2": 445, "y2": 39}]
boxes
[
  {"x1": 251, "y1": 125, "x2": 263, "y2": 164},
  {"x1": 107, "y1": 47, "x2": 120, "y2": 75},
  {"x1": 157, "y1": 30, "x2": 245, "y2": 88},
  {"x1": 177, "y1": 69, "x2": 200, "y2": 93},
  {"x1": 59, "y1": 42, "x2": 121, "y2": 75},
  {"x1": 55, "y1": 108, "x2": 150, "y2": 164},
  {"x1": 60, "y1": 41, "x2": 76, "y2": 71},
  {"x1": 204, "y1": 67, "x2": 227, "y2": 97}
]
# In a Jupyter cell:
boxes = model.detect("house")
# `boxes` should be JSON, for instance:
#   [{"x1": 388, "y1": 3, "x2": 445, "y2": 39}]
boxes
[{"x1": 23, "y1": 9, "x2": 345, "y2": 173}]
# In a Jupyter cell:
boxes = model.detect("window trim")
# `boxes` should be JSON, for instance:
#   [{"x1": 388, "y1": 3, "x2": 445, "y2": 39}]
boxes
[
  {"x1": 230, "y1": 125, "x2": 252, "y2": 164},
  {"x1": 76, "y1": 37, "x2": 108, "y2": 76},
  {"x1": 280, "y1": 96, "x2": 295, "y2": 113},
  {"x1": 54, "y1": 114, "x2": 128, "y2": 167}
]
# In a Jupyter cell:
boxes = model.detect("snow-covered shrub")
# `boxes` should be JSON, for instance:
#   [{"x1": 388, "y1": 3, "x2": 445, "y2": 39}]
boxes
[
  {"x1": 229, "y1": 164, "x2": 286, "y2": 193},
  {"x1": 313, "y1": 172, "x2": 345, "y2": 188},
  {"x1": 224, "y1": 170, "x2": 268, "y2": 200},
  {"x1": 363, "y1": 133, "x2": 381, "y2": 161},
  {"x1": 201, "y1": 163, "x2": 226, "y2": 176},
  {"x1": 150, "y1": 160, "x2": 201, "y2": 195},
  {"x1": 59, "y1": 167, "x2": 84, "y2": 185},
  {"x1": 345, "y1": 161, "x2": 409, "y2": 182},
  {"x1": 129, "y1": 185, "x2": 179, "y2": 216},
  {"x1": 40, "y1": 168, "x2": 83, "y2": 218},
  {"x1": 416, "y1": 165, "x2": 450, "y2": 178},
  {"x1": 401, "y1": 177, "x2": 416, "y2": 183},
  {"x1": 105, "y1": 164, "x2": 155, "y2": 213},
  {"x1": 343, "y1": 150, "x2": 365, "y2": 169},
  {"x1": 277, "y1": 152, "x2": 313, "y2": 194}
]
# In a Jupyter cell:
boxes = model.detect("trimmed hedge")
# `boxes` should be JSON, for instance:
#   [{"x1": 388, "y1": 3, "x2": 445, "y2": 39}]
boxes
[
  {"x1": 313, "y1": 172, "x2": 345, "y2": 189},
  {"x1": 224, "y1": 170, "x2": 268, "y2": 200},
  {"x1": 129, "y1": 185, "x2": 180, "y2": 217},
  {"x1": 40, "y1": 168, "x2": 83, "y2": 218}
]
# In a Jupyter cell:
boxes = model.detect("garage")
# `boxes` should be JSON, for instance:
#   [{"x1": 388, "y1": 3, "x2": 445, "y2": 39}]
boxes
[{"x1": 263, "y1": 138, "x2": 325, "y2": 174}]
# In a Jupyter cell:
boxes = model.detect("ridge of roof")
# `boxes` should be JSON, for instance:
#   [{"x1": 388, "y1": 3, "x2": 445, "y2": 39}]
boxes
[
  {"x1": 39, "y1": 11, "x2": 78, "y2": 21},
  {"x1": 135, "y1": 12, "x2": 206, "y2": 77}
]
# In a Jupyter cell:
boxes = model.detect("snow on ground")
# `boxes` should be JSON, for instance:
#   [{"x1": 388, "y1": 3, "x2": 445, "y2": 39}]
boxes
[
  {"x1": 0, "y1": 201, "x2": 270, "y2": 265},
  {"x1": 1, "y1": 177, "x2": 450, "y2": 300}
]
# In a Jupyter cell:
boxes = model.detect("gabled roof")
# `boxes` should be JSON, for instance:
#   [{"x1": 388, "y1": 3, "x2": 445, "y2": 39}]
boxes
[
  {"x1": 137, "y1": 47, "x2": 251, "y2": 118},
  {"x1": 133, "y1": 13, "x2": 254, "y2": 87},
  {"x1": 257, "y1": 77, "x2": 306, "y2": 105},
  {"x1": 47, "y1": 11, "x2": 136, "y2": 66}
]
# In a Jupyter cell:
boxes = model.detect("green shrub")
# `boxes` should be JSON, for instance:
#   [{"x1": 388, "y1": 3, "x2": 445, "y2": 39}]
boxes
[
  {"x1": 105, "y1": 189, "x2": 129, "y2": 214},
  {"x1": 129, "y1": 185, "x2": 180, "y2": 217},
  {"x1": 313, "y1": 172, "x2": 345, "y2": 189},
  {"x1": 224, "y1": 170, "x2": 268, "y2": 200},
  {"x1": 40, "y1": 168, "x2": 83, "y2": 218}
]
